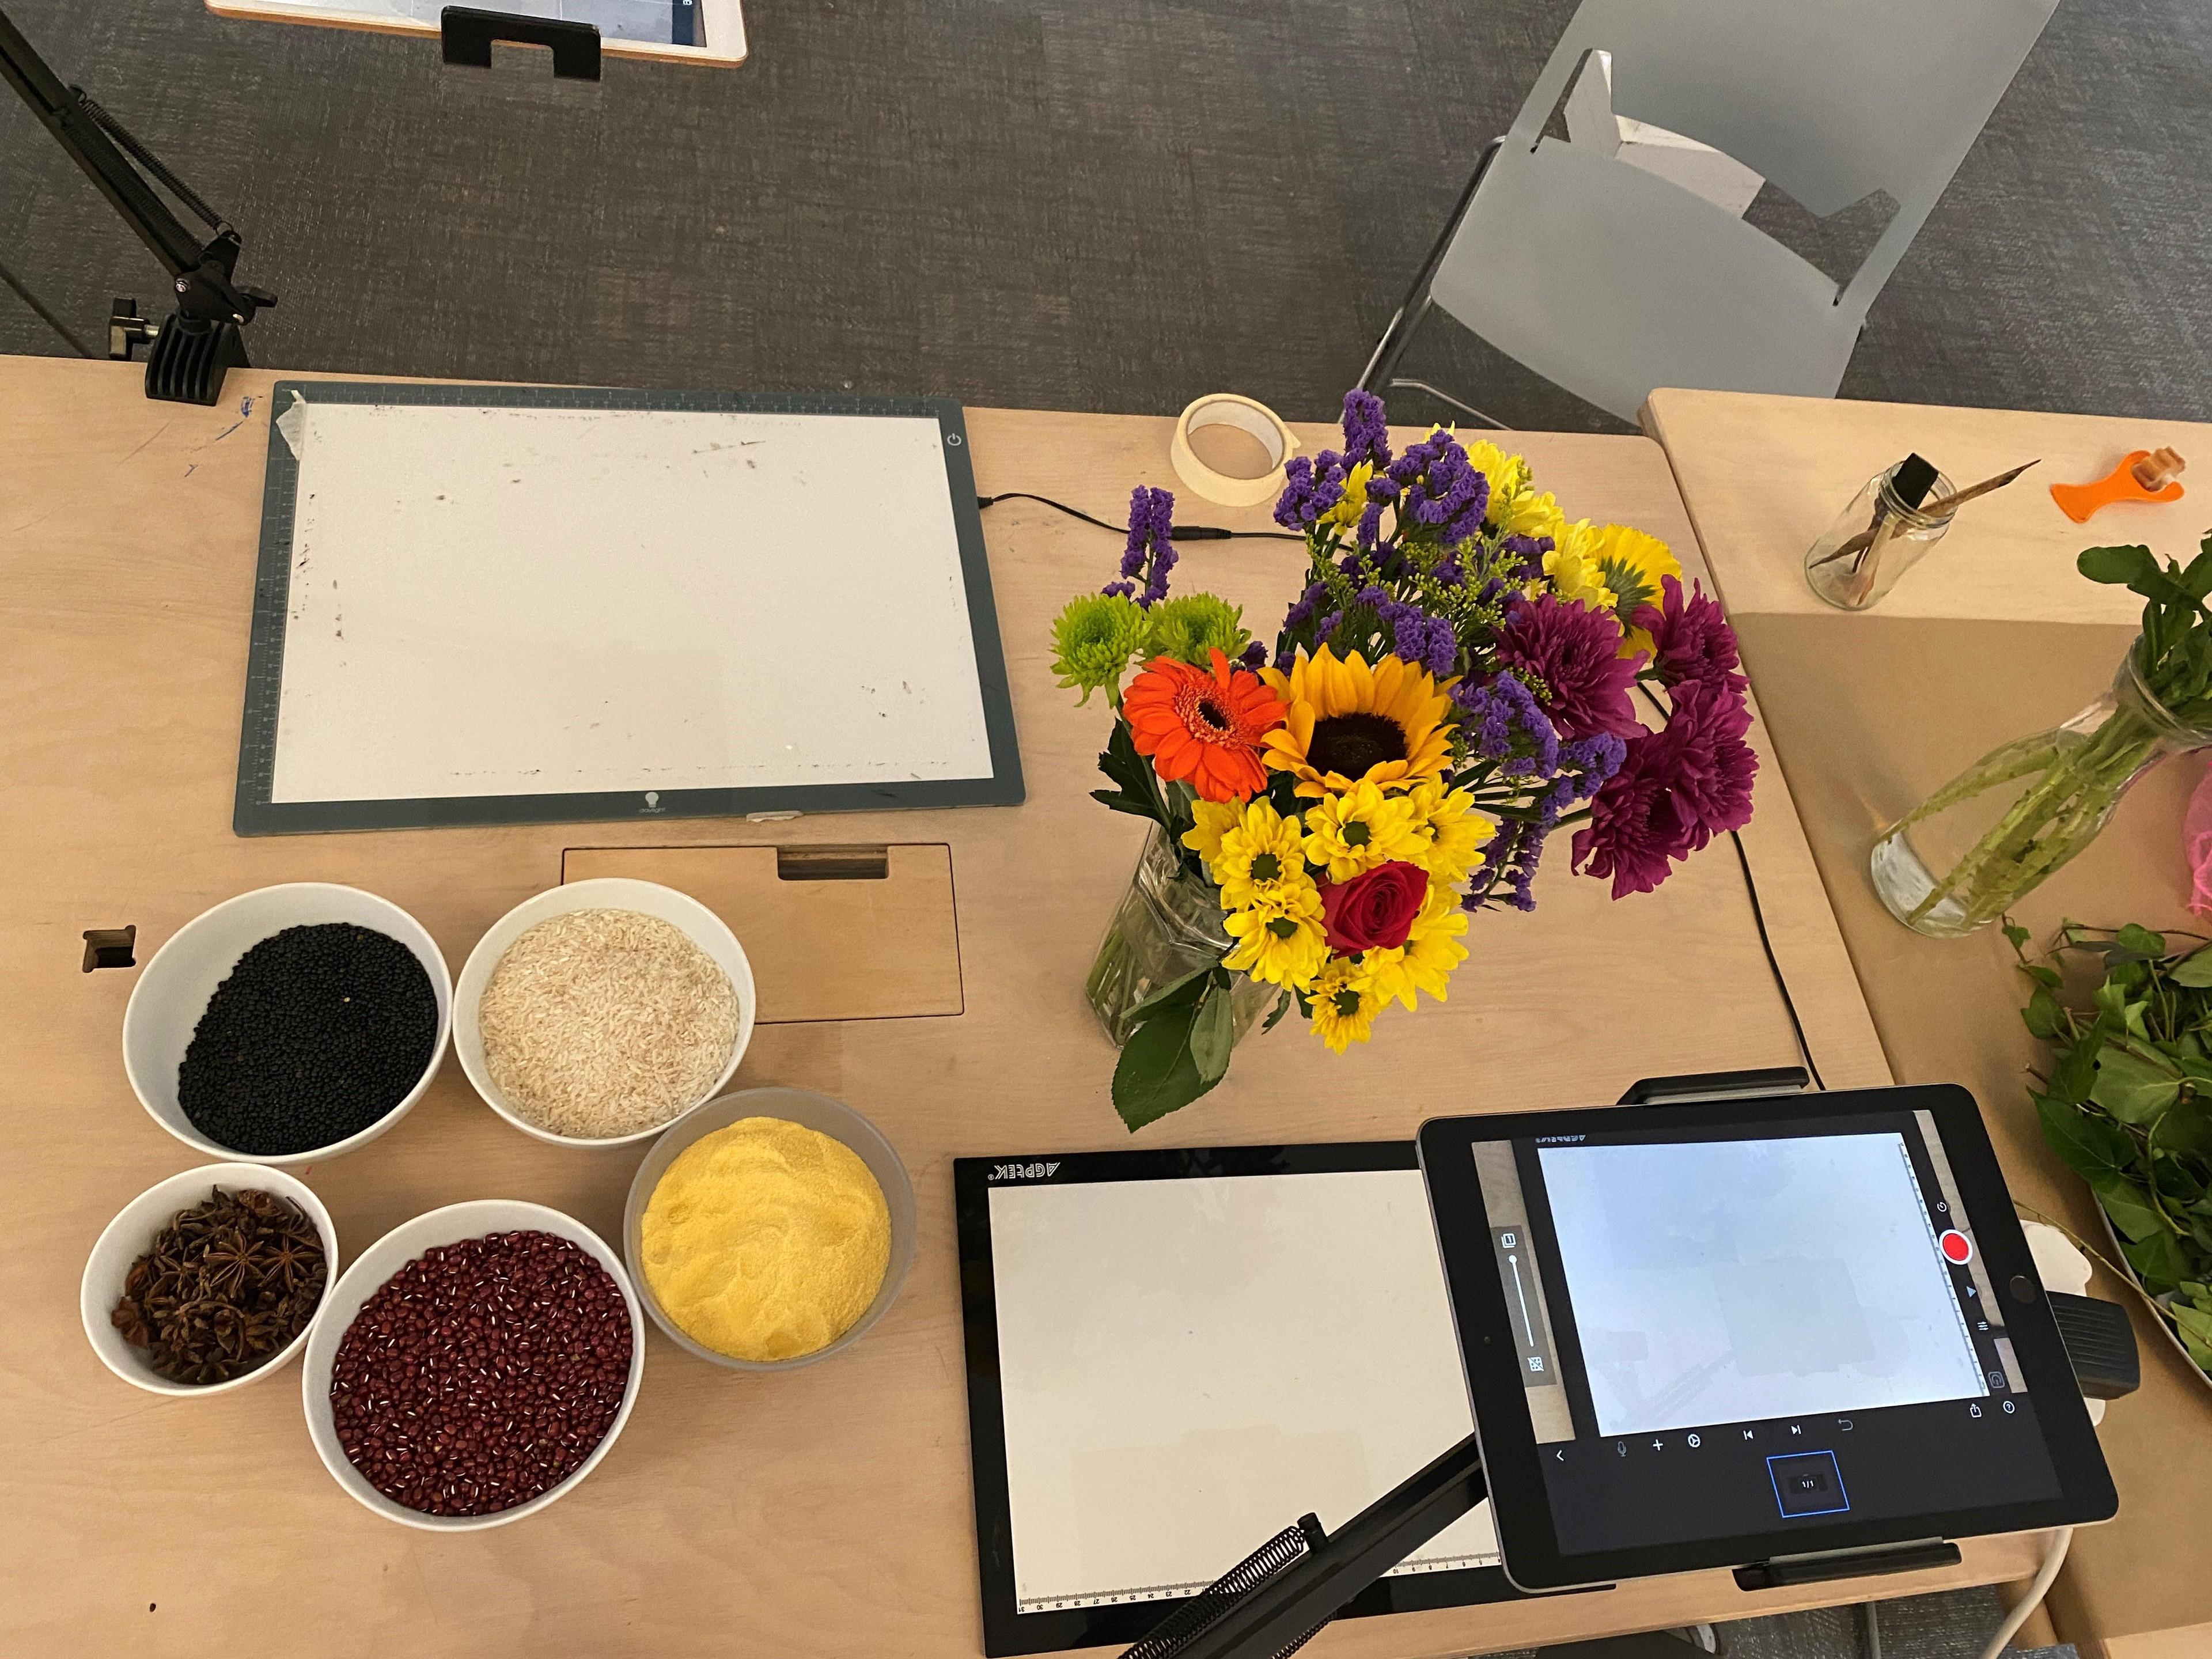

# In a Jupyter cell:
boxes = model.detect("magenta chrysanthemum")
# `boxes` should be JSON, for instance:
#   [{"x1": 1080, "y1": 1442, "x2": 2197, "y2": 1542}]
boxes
[
  {"x1": 1635, "y1": 575, "x2": 1745, "y2": 694},
  {"x1": 1571, "y1": 679, "x2": 1758, "y2": 898},
  {"x1": 1496, "y1": 593, "x2": 1639, "y2": 741}
]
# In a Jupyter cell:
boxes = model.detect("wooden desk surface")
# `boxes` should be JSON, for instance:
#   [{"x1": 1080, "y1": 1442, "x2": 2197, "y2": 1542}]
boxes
[
  {"x1": 0, "y1": 357, "x2": 2039, "y2": 1658},
  {"x1": 1645, "y1": 388, "x2": 2212, "y2": 1659},
  {"x1": 1645, "y1": 389, "x2": 2210, "y2": 625}
]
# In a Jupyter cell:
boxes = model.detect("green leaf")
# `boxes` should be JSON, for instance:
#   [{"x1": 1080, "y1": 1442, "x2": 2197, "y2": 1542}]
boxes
[
  {"x1": 2172, "y1": 1298, "x2": 2212, "y2": 1354},
  {"x1": 2090, "y1": 1046, "x2": 2183, "y2": 1125},
  {"x1": 1124, "y1": 963, "x2": 1215, "y2": 1024},
  {"x1": 2035, "y1": 1090, "x2": 2133, "y2": 1184},
  {"x1": 2077, "y1": 543, "x2": 2158, "y2": 589},
  {"x1": 2173, "y1": 944, "x2": 2212, "y2": 988},
  {"x1": 2022, "y1": 986, "x2": 2063, "y2": 1040},
  {"x1": 2094, "y1": 1173, "x2": 2169, "y2": 1244},
  {"x1": 2153, "y1": 1091, "x2": 2212, "y2": 1160},
  {"x1": 2003, "y1": 921, "x2": 2031, "y2": 952},
  {"x1": 2117, "y1": 922, "x2": 2169, "y2": 959},
  {"x1": 1262, "y1": 988, "x2": 1294, "y2": 1033},
  {"x1": 2119, "y1": 1228, "x2": 2189, "y2": 1294},
  {"x1": 2046, "y1": 1025, "x2": 2106, "y2": 1105},
  {"x1": 1093, "y1": 721, "x2": 1165, "y2": 823},
  {"x1": 1188, "y1": 979, "x2": 1233, "y2": 1087},
  {"x1": 2020, "y1": 963, "x2": 2063, "y2": 990},
  {"x1": 1111, "y1": 999, "x2": 1220, "y2": 1131}
]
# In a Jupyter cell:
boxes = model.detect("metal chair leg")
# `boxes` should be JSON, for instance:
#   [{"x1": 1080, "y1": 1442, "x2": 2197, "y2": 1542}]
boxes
[{"x1": 1357, "y1": 136, "x2": 1502, "y2": 397}]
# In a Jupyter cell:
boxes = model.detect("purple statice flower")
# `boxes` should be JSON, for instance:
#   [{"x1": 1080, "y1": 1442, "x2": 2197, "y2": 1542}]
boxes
[
  {"x1": 1355, "y1": 496, "x2": 1389, "y2": 550},
  {"x1": 1315, "y1": 609, "x2": 1344, "y2": 642},
  {"x1": 1634, "y1": 575, "x2": 1745, "y2": 695},
  {"x1": 1239, "y1": 640, "x2": 1268, "y2": 671},
  {"x1": 1274, "y1": 453, "x2": 1347, "y2": 531},
  {"x1": 1498, "y1": 533, "x2": 1552, "y2": 584},
  {"x1": 1340, "y1": 389, "x2": 1393, "y2": 469},
  {"x1": 1282, "y1": 579, "x2": 1328, "y2": 631},
  {"x1": 1387, "y1": 430, "x2": 1490, "y2": 547},
  {"x1": 1452, "y1": 672, "x2": 1560, "y2": 779},
  {"x1": 1496, "y1": 593, "x2": 1640, "y2": 742},
  {"x1": 1465, "y1": 816, "x2": 1547, "y2": 913},
  {"x1": 1571, "y1": 680, "x2": 1756, "y2": 899},
  {"x1": 1350, "y1": 586, "x2": 1459, "y2": 678},
  {"x1": 1107, "y1": 485, "x2": 1177, "y2": 607}
]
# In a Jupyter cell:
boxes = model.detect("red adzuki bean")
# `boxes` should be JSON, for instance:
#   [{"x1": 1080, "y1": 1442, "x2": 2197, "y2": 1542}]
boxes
[{"x1": 329, "y1": 1230, "x2": 632, "y2": 1517}]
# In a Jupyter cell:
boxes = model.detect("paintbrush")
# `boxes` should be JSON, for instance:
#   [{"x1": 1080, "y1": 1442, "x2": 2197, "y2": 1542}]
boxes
[{"x1": 1810, "y1": 460, "x2": 2040, "y2": 570}]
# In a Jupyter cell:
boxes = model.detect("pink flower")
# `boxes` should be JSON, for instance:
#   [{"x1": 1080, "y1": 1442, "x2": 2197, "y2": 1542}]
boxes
[
  {"x1": 1571, "y1": 680, "x2": 1758, "y2": 898},
  {"x1": 1320, "y1": 862, "x2": 1429, "y2": 952},
  {"x1": 1635, "y1": 575, "x2": 1745, "y2": 695},
  {"x1": 1497, "y1": 594, "x2": 1639, "y2": 742}
]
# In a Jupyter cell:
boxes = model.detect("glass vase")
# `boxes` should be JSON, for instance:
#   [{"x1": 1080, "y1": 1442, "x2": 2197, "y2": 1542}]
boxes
[
  {"x1": 1803, "y1": 462, "x2": 1956, "y2": 612},
  {"x1": 1870, "y1": 643, "x2": 2212, "y2": 937},
  {"x1": 1085, "y1": 824, "x2": 1282, "y2": 1046}
]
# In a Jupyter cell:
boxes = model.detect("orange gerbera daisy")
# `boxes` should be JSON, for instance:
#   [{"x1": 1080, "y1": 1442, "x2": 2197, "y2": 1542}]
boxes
[{"x1": 1124, "y1": 648, "x2": 1286, "y2": 802}]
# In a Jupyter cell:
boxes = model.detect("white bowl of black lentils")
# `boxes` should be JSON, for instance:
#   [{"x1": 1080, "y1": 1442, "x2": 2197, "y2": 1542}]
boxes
[
  {"x1": 81, "y1": 1162, "x2": 338, "y2": 1397},
  {"x1": 301, "y1": 1200, "x2": 644, "y2": 1531},
  {"x1": 123, "y1": 884, "x2": 452, "y2": 1164}
]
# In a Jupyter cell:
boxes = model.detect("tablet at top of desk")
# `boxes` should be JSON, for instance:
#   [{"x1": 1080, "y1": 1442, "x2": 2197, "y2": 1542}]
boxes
[
  {"x1": 955, "y1": 1143, "x2": 1516, "y2": 1658},
  {"x1": 236, "y1": 383, "x2": 1021, "y2": 834},
  {"x1": 206, "y1": 0, "x2": 748, "y2": 66}
]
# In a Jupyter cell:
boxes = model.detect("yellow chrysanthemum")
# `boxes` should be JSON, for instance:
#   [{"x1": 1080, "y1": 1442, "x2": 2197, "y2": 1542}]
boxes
[
  {"x1": 1181, "y1": 798, "x2": 1242, "y2": 870},
  {"x1": 1543, "y1": 520, "x2": 1618, "y2": 612},
  {"x1": 1223, "y1": 881, "x2": 1330, "y2": 991},
  {"x1": 1366, "y1": 886, "x2": 1471, "y2": 1012},
  {"x1": 1405, "y1": 781, "x2": 1494, "y2": 888},
  {"x1": 1586, "y1": 524, "x2": 1683, "y2": 658},
  {"x1": 1308, "y1": 956, "x2": 1384, "y2": 1053},
  {"x1": 1302, "y1": 780, "x2": 1423, "y2": 882},
  {"x1": 1259, "y1": 647, "x2": 1455, "y2": 798},
  {"x1": 1319, "y1": 460, "x2": 1375, "y2": 533},
  {"x1": 1460, "y1": 439, "x2": 1566, "y2": 544},
  {"x1": 1211, "y1": 797, "x2": 1309, "y2": 909}
]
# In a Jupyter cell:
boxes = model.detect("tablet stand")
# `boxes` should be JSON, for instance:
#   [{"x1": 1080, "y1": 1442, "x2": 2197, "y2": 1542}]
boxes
[{"x1": 1117, "y1": 1066, "x2": 2128, "y2": 1659}]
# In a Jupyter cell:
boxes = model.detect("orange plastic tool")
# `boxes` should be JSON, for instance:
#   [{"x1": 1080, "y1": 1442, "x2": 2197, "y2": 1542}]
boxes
[{"x1": 2050, "y1": 448, "x2": 2187, "y2": 523}]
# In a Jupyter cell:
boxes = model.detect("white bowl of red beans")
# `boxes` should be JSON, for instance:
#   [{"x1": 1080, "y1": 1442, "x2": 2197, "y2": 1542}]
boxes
[{"x1": 300, "y1": 1200, "x2": 643, "y2": 1530}]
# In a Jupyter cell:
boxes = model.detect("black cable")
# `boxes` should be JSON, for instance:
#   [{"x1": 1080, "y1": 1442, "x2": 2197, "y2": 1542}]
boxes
[
  {"x1": 978, "y1": 490, "x2": 1305, "y2": 542},
  {"x1": 0, "y1": 249, "x2": 92, "y2": 357},
  {"x1": 1632, "y1": 681, "x2": 1825, "y2": 1091}
]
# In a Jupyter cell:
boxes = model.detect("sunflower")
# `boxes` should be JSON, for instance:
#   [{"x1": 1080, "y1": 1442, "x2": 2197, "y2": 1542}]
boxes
[
  {"x1": 1308, "y1": 956, "x2": 1384, "y2": 1052},
  {"x1": 1259, "y1": 647, "x2": 1454, "y2": 798},
  {"x1": 1302, "y1": 780, "x2": 1423, "y2": 882},
  {"x1": 1210, "y1": 797, "x2": 1310, "y2": 909},
  {"x1": 1124, "y1": 648, "x2": 1287, "y2": 802},
  {"x1": 1585, "y1": 525, "x2": 1682, "y2": 658},
  {"x1": 1365, "y1": 886, "x2": 1471, "y2": 1011},
  {"x1": 1405, "y1": 781, "x2": 1494, "y2": 887},
  {"x1": 1222, "y1": 881, "x2": 1330, "y2": 990}
]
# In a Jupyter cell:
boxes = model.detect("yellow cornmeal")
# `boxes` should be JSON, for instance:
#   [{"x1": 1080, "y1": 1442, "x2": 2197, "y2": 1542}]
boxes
[{"x1": 641, "y1": 1116, "x2": 890, "y2": 1362}]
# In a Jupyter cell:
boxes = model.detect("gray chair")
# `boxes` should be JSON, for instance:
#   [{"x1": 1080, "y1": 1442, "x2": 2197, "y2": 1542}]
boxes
[{"x1": 1359, "y1": 0, "x2": 2062, "y2": 424}]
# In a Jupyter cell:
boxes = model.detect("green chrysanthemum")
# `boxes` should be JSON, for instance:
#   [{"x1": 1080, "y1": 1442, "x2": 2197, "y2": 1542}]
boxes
[
  {"x1": 1051, "y1": 593, "x2": 1150, "y2": 703},
  {"x1": 1144, "y1": 594, "x2": 1249, "y2": 667}
]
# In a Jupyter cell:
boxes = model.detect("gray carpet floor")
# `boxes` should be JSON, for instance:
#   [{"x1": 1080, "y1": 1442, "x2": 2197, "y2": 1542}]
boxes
[
  {"x1": 2, "y1": 0, "x2": 2207, "y2": 431},
  {"x1": 0, "y1": 6, "x2": 2169, "y2": 1653}
]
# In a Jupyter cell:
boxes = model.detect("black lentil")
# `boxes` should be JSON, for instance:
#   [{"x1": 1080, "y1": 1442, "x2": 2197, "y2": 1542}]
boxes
[{"x1": 179, "y1": 922, "x2": 438, "y2": 1156}]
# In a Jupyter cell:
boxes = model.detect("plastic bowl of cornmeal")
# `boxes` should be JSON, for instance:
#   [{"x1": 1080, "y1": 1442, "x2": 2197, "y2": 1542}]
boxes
[{"x1": 624, "y1": 1087, "x2": 916, "y2": 1371}]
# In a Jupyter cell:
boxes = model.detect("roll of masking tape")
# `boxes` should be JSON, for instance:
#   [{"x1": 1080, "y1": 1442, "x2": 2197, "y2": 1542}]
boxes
[{"x1": 1171, "y1": 393, "x2": 1300, "y2": 509}]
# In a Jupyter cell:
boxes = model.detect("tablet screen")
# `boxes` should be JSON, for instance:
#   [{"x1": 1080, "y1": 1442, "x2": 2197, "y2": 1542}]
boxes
[{"x1": 1462, "y1": 1104, "x2": 2063, "y2": 1562}]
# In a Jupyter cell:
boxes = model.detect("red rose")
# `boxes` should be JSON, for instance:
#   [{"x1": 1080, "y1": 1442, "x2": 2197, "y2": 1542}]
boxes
[{"x1": 1319, "y1": 861, "x2": 1429, "y2": 953}]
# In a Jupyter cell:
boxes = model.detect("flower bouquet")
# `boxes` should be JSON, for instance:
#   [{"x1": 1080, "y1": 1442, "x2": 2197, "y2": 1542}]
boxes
[{"x1": 1054, "y1": 391, "x2": 1758, "y2": 1130}]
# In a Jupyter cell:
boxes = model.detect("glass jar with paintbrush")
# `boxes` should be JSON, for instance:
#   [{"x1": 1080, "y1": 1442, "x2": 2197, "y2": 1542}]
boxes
[{"x1": 1804, "y1": 454, "x2": 2037, "y2": 611}]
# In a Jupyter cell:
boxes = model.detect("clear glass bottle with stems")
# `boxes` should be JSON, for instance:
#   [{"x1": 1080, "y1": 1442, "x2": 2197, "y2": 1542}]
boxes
[
  {"x1": 1870, "y1": 642, "x2": 2212, "y2": 937},
  {"x1": 1085, "y1": 823, "x2": 1281, "y2": 1045}
]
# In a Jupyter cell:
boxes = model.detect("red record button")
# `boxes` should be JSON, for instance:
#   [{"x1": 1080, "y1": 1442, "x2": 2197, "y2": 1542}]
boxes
[{"x1": 1940, "y1": 1230, "x2": 1973, "y2": 1265}]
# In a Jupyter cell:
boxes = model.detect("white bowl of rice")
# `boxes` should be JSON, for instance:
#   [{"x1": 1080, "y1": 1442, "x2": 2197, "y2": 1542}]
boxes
[{"x1": 454, "y1": 879, "x2": 754, "y2": 1148}]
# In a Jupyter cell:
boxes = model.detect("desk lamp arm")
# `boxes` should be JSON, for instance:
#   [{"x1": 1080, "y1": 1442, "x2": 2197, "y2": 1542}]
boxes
[{"x1": 0, "y1": 4, "x2": 275, "y2": 403}]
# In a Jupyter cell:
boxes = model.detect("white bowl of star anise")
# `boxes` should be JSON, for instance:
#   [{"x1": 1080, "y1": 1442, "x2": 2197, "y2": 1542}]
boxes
[{"x1": 82, "y1": 1162, "x2": 336, "y2": 1396}]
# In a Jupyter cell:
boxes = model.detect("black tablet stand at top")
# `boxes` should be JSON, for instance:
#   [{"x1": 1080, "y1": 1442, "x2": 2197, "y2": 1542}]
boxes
[{"x1": 1119, "y1": 1067, "x2": 2135, "y2": 1659}]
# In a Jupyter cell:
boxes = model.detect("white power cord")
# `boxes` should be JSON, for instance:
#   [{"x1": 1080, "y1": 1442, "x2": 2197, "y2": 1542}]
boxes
[{"x1": 1978, "y1": 1525, "x2": 2073, "y2": 1659}]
